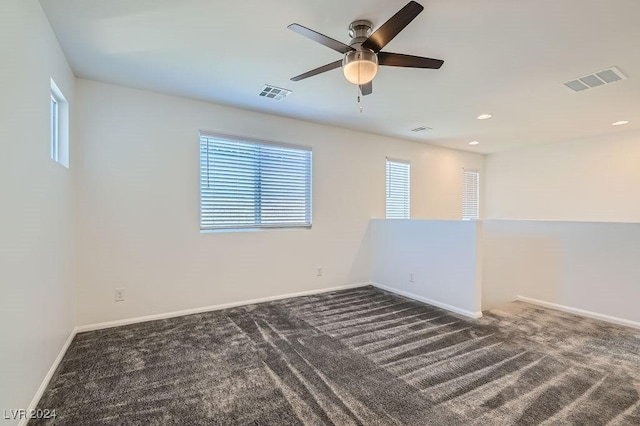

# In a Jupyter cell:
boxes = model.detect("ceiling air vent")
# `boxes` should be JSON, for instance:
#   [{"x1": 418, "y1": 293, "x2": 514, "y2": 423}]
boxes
[
  {"x1": 411, "y1": 126, "x2": 432, "y2": 132},
  {"x1": 259, "y1": 85, "x2": 292, "y2": 100},
  {"x1": 564, "y1": 67, "x2": 627, "y2": 92}
]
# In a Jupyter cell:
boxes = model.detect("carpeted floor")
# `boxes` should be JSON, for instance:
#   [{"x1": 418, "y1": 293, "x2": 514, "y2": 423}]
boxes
[{"x1": 32, "y1": 286, "x2": 640, "y2": 425}]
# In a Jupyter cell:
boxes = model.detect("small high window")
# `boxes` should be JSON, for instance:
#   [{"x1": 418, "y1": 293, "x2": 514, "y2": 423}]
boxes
[
  {"x1": 386, "y1": 159, "x2": 410, "y2": 219},
  {"x1": 462, "y1": 170, "x2": 480, "y2": 220},
  {"x1": 50, "y1": 79, "x2": 69, "y2": 167}
]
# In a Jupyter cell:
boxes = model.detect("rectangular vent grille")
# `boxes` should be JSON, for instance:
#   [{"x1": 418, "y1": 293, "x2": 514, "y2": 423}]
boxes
[
  {"x1": 411, "y1": 126, "x2": 432, "y2": 132},
  {"x1": 259, "y1": 85, "x2": 292, "y2": 100},
  {"x1": 564, "y1": 67, "x2": 627, "y2": 92}
]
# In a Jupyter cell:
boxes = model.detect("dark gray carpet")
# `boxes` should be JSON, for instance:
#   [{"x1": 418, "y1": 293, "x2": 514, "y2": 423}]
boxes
[{"x1": 32, "y1": 286, "x2": 640, "y2": 425}]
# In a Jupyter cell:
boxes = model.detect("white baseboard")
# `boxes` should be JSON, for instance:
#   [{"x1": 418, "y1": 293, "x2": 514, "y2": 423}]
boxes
[
  {"x1": 371, "y1": 282, "x2": 482, "y2": 319},
  {"x1": 19, "y1": 328, "x2": 77, "y2": 426},
  {"x1": 517, "y1": 296, "x2": 640, "y2": 330},
  {"x1": 23, "y1": 280, "x2": 480, "y2": 421},
  {"x1": 76, "y1": 282, "x2": 371, "y2": 333}
]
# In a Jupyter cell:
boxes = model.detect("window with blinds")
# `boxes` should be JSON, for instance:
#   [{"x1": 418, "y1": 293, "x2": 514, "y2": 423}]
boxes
[
  {"x1": 199, "y1": 134, "x2": 312, "y2": 230},
  {"x1": 462, "y1": 170, "x2": 480, "y2": 220},
  {"x1": 386, "y1": 159, "x2": 410, "y2": 219}
]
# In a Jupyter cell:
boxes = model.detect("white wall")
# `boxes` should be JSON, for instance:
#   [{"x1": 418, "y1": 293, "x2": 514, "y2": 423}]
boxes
[
  {"x1": 482, "y1": 220, "x2": 640, "y2": 326},
  {"x1": 371, "y1": 219, "x2": 482, "y2": 318},
  {"x1": 482, "y1": 130, "x2": 640, "y2": 325},
  {"x1": 0, "y1": 0, "x2": 76, "y2": 421},
  {"x1": 485, "y1": 130, "x2": 640, "y2": 222},
  {"x1": 75, "y1": 79, "x2": 484, "y2": 326}
]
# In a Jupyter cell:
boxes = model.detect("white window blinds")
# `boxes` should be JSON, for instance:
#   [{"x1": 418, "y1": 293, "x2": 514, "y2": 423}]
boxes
[
  {"x1": 200, "y1": 135, "x2": 312, "y2": 230},
  {"x1": 462, "y1": 170, "x2": 480, "y2": 220},
  {"x1": 386, "y1": 159, "x2": 410, "y2": 219}
]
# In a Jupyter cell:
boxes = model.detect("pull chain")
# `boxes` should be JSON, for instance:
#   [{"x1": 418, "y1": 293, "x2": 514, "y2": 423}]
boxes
[{"x1": 357, "y1": 56, "x2": 364, "y2": 113}]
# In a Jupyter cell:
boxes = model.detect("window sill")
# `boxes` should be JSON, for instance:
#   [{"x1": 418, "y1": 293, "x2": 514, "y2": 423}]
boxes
[{"x1": 200, "y1": 225, "x2": 312, "y2": 234}]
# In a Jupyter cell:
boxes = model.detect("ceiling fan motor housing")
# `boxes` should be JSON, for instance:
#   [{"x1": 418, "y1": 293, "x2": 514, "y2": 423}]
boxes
[{"x1": 348, "y1": 20, "x2": 374, "y2": 46}]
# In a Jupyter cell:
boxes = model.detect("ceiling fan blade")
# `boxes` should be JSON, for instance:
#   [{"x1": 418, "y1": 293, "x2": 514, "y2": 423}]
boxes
[
  {"x1": 288, "y1": 24, "x2": 354, "y2": 54},
  {"x1": 360, "y1": 81, "x2": 373, "y2": 96},
  {"x1": 291, "y1": 60, "x2": 343, "y2": 81},
  {"x1": 361, "y1": 1, "x2": 424, "y2": 52},
  {"x1": 378, "y1": 52, "x2": 444, "y2": 69}
]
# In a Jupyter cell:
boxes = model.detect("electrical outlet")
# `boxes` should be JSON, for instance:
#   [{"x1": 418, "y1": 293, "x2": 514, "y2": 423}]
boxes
[
  {"x1": 114, "y1": 288, "x2": 125, "y2": 302},
  {"x1": 409, "y1": 273, "x2": 415, "y2": 283},
  {"x1": 317, "y1": 266, "x2": 323, "y2": 277}
]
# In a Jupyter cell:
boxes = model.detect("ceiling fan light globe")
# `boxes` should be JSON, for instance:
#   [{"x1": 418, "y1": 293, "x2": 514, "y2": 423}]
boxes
[{"x1": 342, "y1": 50, "x2": 378, "y2": 85}]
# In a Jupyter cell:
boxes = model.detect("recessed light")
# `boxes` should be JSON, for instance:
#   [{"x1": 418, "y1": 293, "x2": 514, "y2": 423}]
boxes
[
  {"x1": 477, "y1": 114, "x2": 492, "y2": 120},
  {"x1": 612, "y1": 120, "x2": 629, "y2": 126},
  {"x1": 469, "y1": 141, "x2": 480, "y2": 145}
]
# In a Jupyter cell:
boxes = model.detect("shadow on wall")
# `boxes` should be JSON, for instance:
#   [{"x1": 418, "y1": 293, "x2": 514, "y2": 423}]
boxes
[
  {"x1": 482, "y1": 232, "x2": 560, "y2": 310},
  {"x1": 348, "y1": 223, "x2": 371, "y2": 284},
  {"x1": 480, "y1": 220, "x2": 640, "y2": 326},
  {"x1": 370, "y1": 219, "x2": 481, "y2": 318},
  {"x1": 371, "y1": 219, "x2": 640, "y2": 326}
]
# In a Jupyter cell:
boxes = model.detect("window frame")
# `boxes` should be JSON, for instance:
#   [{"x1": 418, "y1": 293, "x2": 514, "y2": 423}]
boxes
[
  {"x1": 50, "y1": 78, "x2": 69, "y2": 167},
  {"x1": 385, "y1": 158, "x2": 411, "y2": 219},
  {"x1": 50, "y1": 94, "x2": 59, "y2": 162},
  {"x1": 199, "y1": 132, "x2": 313, "y2": 232}
]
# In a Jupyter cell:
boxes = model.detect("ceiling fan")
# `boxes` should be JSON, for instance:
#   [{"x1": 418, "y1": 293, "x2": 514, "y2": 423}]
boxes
[{"x1": 288, "y1": 1, "x2": 444, "y2": 96}]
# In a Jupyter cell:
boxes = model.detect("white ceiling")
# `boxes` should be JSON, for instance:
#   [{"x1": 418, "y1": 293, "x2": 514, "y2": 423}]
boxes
[{"x1": 39, "y1": 0, "x2": 640, "y2": 153}]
